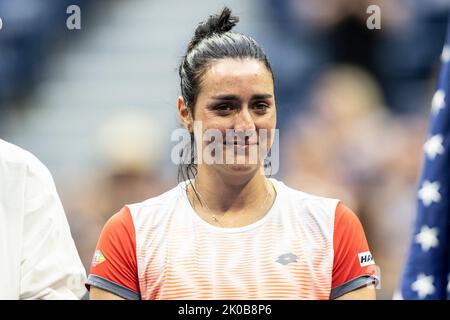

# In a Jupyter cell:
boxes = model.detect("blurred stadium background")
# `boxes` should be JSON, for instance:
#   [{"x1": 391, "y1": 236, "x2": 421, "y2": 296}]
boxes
[{"x1": 0, "y1": 0, "x2": 449, "y2": 299}]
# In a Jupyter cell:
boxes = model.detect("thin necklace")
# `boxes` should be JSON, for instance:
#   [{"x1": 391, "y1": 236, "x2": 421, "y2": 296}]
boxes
[{"x1": 189, "y1": 179, "x2": 274, "y2": 226}]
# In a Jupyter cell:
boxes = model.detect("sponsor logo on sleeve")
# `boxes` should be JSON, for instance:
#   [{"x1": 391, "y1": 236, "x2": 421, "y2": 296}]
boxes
[
  {"x1": 358, "y1": 251, "x2": 375, "y2": 267},
  {"x1": 92, "y1": 249, "x2": 106, "y2": 267}
]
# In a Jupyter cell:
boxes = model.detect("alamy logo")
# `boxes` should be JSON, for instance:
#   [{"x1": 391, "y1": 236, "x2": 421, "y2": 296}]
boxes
[
  {"x1": 171, "y1": 122, "x2": 280, "y2": 175},
  {"x1": 66, "y1": 5, "x2": 81, "y2": 30},
  {"x1": 358, "y1": 251, "x2": 375, "y2": 267}
]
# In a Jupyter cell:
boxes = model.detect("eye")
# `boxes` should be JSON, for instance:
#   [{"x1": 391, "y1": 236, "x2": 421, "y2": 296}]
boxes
[
  {"x1": 253, "y1": 102, "x2": 269, "y2": 113},
  {"x1": 214, "y1": 104, "x2": 234, "y2": 115}
]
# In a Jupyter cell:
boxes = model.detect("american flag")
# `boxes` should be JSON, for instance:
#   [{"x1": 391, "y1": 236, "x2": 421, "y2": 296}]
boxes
[{"x1": 398, "y1": 21, "x2": 450, "y2": 300}]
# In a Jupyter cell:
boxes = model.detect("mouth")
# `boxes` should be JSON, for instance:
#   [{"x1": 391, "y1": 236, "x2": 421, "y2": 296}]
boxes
[
  {"x1": 223, "y1": 138, "x2": 258, "y2": 146},
  {"x1": 223, "y1": 142, "x2": 258, "y2": 148}
]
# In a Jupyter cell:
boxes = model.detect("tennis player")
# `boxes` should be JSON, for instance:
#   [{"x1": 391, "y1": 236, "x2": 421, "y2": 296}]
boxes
[
  {"x1": 0, "y1": 139, "x2": 86, "y2": 299},
  {"x1": 87, "y1": 7, "x2": 378, "y2": 300}
]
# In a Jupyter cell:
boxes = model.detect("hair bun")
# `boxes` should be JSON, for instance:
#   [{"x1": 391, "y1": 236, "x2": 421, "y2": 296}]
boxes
[{"x1": 188, "y1": 7, "x2": 239, "y2": 52}]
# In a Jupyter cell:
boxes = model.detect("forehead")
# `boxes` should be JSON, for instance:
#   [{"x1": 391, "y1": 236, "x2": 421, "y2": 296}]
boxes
[{"x1": 200, "y1": 58, "x2": 273, "y2": 95}]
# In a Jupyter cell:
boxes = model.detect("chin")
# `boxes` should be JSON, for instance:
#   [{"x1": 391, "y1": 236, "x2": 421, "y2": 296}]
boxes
[
  {"x1": 222, "y1": 163, "x2": 260, "y2": 176},
  {"x1": 211, "y1": 163, "x2": 263, "y2": 185}
]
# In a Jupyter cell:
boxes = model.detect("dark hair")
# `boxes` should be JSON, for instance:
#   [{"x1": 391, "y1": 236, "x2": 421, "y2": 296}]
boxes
[{"x1": 178, "y1": 7, "x2": 274, "y2": 188}]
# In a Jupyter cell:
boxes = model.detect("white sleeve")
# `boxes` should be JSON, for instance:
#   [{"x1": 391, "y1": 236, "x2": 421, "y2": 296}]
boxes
[{"x1": 20, "y1": 160, "x2": 87, "y2": 300}]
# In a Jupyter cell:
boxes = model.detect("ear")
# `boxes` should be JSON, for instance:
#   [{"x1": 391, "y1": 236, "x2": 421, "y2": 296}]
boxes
[{"x1": 178, "y1": 96, "x2": 193, "y2": 131}]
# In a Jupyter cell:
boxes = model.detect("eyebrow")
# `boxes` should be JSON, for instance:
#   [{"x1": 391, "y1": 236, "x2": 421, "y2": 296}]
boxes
[{"x1": 211, "y1": 94, "x2": 273, "y2": 100}]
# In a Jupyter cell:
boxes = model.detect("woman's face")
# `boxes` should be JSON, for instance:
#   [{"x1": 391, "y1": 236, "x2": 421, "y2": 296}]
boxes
[{"x1": 188, "y1": 58, "x2": 276, "y2": 176}]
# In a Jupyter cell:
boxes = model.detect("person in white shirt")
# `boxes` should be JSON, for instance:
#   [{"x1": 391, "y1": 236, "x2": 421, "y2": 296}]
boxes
[{"x1": 0, "y1": 139, "x2": 87, "y2": 299}]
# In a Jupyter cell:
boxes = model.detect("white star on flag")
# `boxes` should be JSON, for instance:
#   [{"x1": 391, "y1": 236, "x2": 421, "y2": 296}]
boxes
[
  {"x1": 442, "y1": 45, "x2": 450, "y2": 63},
  {"x1": 431, "y1": 89, "x2": 445, "y2": 115},
  {"x1": 415, "y1": 225, "x2": 439, "y2": 251},
  {"x1": 423, "y1": 134, "x2": 445, "y2": 160},
  {"x1": 418, "y1": 180, "x2": 441, "y2": 207},
  {"x1": 411, "y1": 273, "x2": 435, "y2": 299}
]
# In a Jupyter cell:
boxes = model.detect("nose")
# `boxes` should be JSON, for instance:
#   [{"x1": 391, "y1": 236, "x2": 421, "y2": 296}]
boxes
[{"x1": 234, "y1": 107, "x2": 256, "y2": 132}]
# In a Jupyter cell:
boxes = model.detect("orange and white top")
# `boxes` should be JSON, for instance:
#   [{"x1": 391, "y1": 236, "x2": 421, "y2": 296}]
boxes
[{"x1": 86, "y1": 178, "x2": 378, "y2": 300}]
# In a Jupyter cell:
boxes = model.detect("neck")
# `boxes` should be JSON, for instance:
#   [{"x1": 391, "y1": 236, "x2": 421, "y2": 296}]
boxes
[{"x1": 192, "y1": 165, "x2": 269, "y2": 214}]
